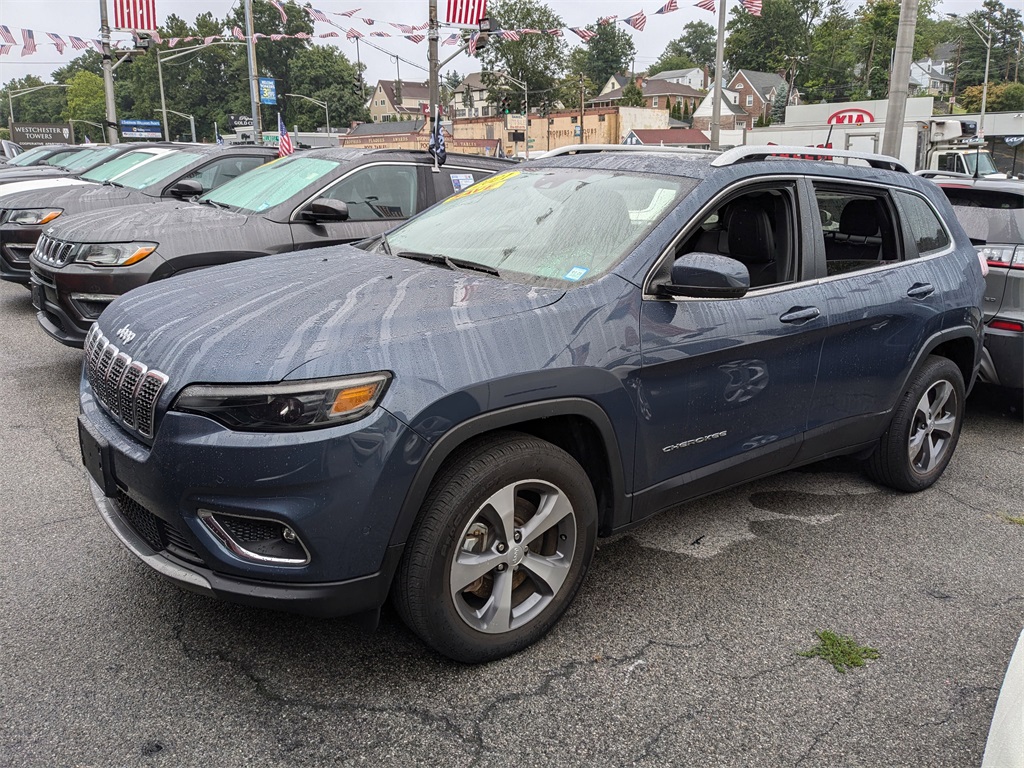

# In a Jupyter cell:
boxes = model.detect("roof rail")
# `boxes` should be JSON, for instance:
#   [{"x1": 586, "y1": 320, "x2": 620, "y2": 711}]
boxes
[
  {"x1": 539, "y1": 143, "x2": 718, "y2": 159},
  {"x1": 711, "y1": 145, "x2": 909, "y2": 173}
]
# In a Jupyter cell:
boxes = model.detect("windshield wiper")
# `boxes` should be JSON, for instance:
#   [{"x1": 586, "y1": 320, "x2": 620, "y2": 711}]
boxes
[
  {"x1": 200, "y1": 198, "x2": 229, "y2": 210},
  {"x1": 394, "y1": 250, "x2": 499, "y2": 277},
  {"x1": 380, "y1": 232, "x2": 392, "y2": 255},
  {"x1": 101, "y1": 179, "x2": 123, "y2": 187}
]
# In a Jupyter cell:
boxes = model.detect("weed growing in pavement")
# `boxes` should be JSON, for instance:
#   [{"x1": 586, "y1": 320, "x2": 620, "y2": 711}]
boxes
[
  {"x1": 1003, "y1": 515, "x2": 1024, "y2": 526},
  {"x1": 798, "y1": 630, "x2": 880, "y2": 673}
]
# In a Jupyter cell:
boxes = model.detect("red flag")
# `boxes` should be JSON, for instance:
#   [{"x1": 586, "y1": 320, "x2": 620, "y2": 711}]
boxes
[
  {"x1": 113, "y1": 0, "x2": 158, "y2": 31},
  {"x1": 446, "y1": 0, "x2": 487, "y2": 26}
]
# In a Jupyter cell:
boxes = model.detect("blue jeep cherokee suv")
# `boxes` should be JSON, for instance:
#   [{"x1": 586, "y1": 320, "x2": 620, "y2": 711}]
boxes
[{"x1": 79, "y1": 146, "x2": 985, "y2": 663}]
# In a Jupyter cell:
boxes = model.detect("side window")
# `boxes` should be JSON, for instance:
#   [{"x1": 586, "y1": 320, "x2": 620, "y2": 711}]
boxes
[
  {"x1": 185, "y1": 156, "x2": 266, "y2": 192},
  {"x1": 322, "y1": 165, "x2": 419, "y2": 221},
  {"x1": 895, "y1": 192, "x2": 950, "y2": 256},
  {"x1": 44, "y1": 150, "x2": 79, "y2": 166},
  {"x1": 437, "y1": 168, "x2": 493, "y2": 199},
  {"x1": 815, "y1": 186, "x2": 901, "y2": 276},
  {"x1": 672, "y1": 185, "x2": 796, "y2": 290}
]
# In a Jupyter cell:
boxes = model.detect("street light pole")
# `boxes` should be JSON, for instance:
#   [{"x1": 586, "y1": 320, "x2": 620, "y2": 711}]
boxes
[
  {"x1": 284, "y1": 93, "x2": 330, "y2": 134},
  {"x1": 98, "y1": 0, "x2": 119, "y2": 144},
  {"x1": 166, "y1": 109, "x2": 196, "y2": 142},
  {"x1": 243, "y1": 0, "x2": 262, "y2": 143},
  {"x1": 157, "y1": 49, "x2": 169, "y2": 140}
]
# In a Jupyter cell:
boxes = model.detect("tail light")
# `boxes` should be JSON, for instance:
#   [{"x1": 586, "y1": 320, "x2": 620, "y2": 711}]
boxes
[
  {"x1": 977, "y1": 244, "x2": 1024, "y2": 270},
  {"x1": 989, "y1": 318, "x2": 1024, "y2": 333}
]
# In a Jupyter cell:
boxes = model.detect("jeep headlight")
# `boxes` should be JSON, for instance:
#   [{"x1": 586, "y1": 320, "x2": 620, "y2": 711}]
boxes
[
  {"x1": 8, "y1": 208, "x2": 63, "y2": 226},
  {"x1": 172, "y1": 373, "x2": 391, "y2": 431},
  {"x1": 75, "y1": 241, "x2": 158, "y2": 267}
]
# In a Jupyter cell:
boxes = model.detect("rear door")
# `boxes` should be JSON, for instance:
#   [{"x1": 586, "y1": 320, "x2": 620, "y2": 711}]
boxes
[
  {"x1": 289, "y1": 162, "x2": 429, "y2": 250},
  {"x1": 803, "y1": 180, "x2": 956, "y2": 455}
]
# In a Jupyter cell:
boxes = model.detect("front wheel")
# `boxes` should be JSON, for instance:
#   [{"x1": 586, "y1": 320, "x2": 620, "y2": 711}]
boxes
[
  {"x1": 393, "y1": 432, "x2": 597, "y2": 663},
  {"x1": 864, "y1": 355, "x2": 965, "y2": 492}
]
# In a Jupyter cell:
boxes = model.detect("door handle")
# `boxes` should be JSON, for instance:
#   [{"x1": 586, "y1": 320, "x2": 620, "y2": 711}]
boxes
[
  {"x1": 779, "y1": 306, "x2": 821, "y2": 324},
  {"x1": 907, "y1": 282, "x2": 935, "y2": 299}
]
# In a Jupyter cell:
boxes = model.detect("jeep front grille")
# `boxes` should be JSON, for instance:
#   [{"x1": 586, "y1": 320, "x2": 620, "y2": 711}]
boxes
[
  {"x1": 85, "y1": 324, "x2": 169, "y2": 439},
  {"x1": 33, "y1": 234, "x2": 79, "y2": 267}
]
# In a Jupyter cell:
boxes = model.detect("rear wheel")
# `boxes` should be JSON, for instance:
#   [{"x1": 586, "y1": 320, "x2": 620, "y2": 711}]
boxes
[
  {"x1": 394, "y1": 432, "x2": 597, "y2": 663},
  {"x1": 864, "y1": 355, "x2": 965, "y2": 492}
]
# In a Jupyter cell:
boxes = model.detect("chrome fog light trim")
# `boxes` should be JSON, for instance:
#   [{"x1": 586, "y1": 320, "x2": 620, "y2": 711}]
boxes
[{"x1": 198, "y1": 509, "x2": 311, "y2": 566}]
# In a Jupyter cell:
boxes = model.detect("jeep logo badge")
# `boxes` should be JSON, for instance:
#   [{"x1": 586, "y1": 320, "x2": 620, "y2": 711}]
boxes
[{"x1": 116, "y1": 324, "x2": 136, "y2": 344}]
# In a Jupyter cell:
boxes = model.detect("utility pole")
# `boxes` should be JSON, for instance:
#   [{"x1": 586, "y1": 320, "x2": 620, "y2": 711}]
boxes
[
  {"x1": 243, "y1": 0, "x2": 262, "y2": 143},
  {"x1": 428, "y1": 0, "x2": 439, "y2": 132},
  {"x1": 710, "y1": 0, "x2": 727, "y2": 149},
  {"x1": 881, "y1": 0, "x2": 919, "y2": 158},
  {"x1": 98, "y1": 0, "x2": 119, "y2": 144}
]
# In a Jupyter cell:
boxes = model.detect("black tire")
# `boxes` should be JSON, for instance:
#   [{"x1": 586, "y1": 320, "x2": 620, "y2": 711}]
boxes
[
  {"x1": 864, "y1": 355, "x2": 965, "y2": 492},
  {"x1": 393, "y1": 431, "x2": 598, "y2": 663}
]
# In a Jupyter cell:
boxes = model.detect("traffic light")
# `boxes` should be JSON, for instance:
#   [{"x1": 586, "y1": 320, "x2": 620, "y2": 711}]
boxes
[
  {"x1": 500, "y1": 94, "x2": 510, "y2": 114},
  {"x1": 476, "y1": 17, "x2": 495, "y2": 52}
]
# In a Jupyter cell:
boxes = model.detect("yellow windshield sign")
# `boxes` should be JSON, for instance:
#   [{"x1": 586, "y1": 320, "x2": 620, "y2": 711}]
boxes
[{"x1": 445, "y1": 170, "x2": 520, "y2": 203}]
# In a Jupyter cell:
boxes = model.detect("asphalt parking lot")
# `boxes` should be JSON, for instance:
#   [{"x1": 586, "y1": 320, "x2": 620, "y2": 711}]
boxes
[{"x1": 1, "y1": 277, "x2": 1021, "y2": 768}]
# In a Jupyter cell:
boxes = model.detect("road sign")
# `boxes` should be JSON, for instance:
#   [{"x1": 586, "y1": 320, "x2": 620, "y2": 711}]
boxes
[
  {"x1": 505, "y1": 114, "x2": 526, "y2": 131},
  {"x1": 258, "y1": 78, "x2": 277, "y2": 105},
  {"x1": 11, "y1": 123, "x2": 72, "y2": 147},
  {"x1": 120, "y1": 119, "x2": 162, "y2": 139},
  {"x1": 574, "y1": 125, "x2": 582, "y2": 137}
]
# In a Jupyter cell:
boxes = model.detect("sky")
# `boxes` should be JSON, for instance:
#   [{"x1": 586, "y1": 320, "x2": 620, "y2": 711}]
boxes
[{"x1": 0, "y1": 0, "x2": 1002, "y2": 92}]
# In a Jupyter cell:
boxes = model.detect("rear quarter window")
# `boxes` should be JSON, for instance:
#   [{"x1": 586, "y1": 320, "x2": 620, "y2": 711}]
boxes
[{"x1": 895, "y1": 191, "x2": 950, "y2": 255}]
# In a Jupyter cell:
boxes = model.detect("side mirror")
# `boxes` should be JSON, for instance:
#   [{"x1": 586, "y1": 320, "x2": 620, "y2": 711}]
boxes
[
  {"x1": 659, "y1": 252, "x2": 750, "y2": 299},
  {"x1": 168, "y1": 178, "x2": 204, "y2": 199},
  {"x1": 302, "y1": 198, "x2": 349, "y2": 223}
]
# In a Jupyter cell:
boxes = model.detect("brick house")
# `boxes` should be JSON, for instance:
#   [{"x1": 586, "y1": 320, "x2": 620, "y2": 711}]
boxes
[
  {"x1": 367, "y1": 80, "x2": 431, "y2": 123},
  {"x1": 728, "y1": 70, "x2": 789, "y2": 125}
]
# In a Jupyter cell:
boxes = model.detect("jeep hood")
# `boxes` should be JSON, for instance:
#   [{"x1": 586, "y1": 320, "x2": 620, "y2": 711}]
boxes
[
  {"x1": 43, "y1": 199, "x2": 249, "y2": 245},
  {"x1": 96, "y1": 245, "x2": 565, "y2": 387},
  {"x1": 0, "y1": 177, "x2": 93, "y2": 199},
  {"x1": 0, "y1": 183, "x2": 141, "y2": 214}
]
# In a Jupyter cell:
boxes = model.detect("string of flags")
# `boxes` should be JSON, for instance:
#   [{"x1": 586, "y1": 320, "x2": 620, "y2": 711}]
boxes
[{"x1": 0, "y1": 0, "x2": 761, "y2": 58}]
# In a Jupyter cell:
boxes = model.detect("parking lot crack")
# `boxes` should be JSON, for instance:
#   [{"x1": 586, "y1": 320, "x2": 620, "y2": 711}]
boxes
[{"x1": 793, "y1": 686, "x2": 864, "y2": 767}]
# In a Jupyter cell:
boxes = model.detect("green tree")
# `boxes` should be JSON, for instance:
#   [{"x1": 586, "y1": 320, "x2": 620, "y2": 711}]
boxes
[
  {"x1": 0, "y1": 75, "x2": 68, "y2": 124},
  {"x1": 725, "y1": 0, "x2": 821, "y2": 75},
  {"x1": 772, "y1": 83, "x2": 789, "y2": 123},
  {"x1": 577, "y1": 21, "x2": 636, "y2": 93},
  {"x1": 287, "y1": 44, "x2": 368, "y2": 131},
  {"x1": 479, "y1": 0, "x2": 567, "y2": 110},
  {"x1": 620, "y1": 79, "x2": 645, "y2": 106},
  {"x1": 63, "y1": 71, "x2": 105, "y2": 127},
  {"x1": 649, "y1": 21, "x2": 715, "y2": 75},
  {"x1": 800, "y1": 0, "x2": 856, "y2": 102}
]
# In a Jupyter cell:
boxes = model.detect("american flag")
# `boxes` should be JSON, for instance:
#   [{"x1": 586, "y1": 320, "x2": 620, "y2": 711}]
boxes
[
  {"x1": 0, "y1": 25, "x2": 16, "y2": 45},
  {"x1": 598, "y1": 15, "x2": 618, "y2": 25},
  {"x1": 339, "y1": 8, "x2": 361, "y2": 17},
  {"x1": 362, "y1": 18, "x2": 375, "y2": 25},
  {"x1": 625, "y1": 11, "x2": 647, "y2": 31},
  {"x1": 233, "y1": 27, "x2": 246, "y2": 41},
  {"x1": 547, "y1": 28, "x2": 564, "y2": 36},
  {"x1": 695, "y1": 0, "x2": 716, "y2": 12},
  {"x1": 69, "y1": 35, "x2": 90, "y2": 49},
  {"x1": 306, "y1": 8, "x2": 331, "y2": 23},
  {"x1": 405, "y1": 34, "x2": 426, "y2": 43},
  {"x1": 391, "y1": 23, "x2": 416, "y2": 34},
  {"x1": 21, "y1": 29, "x2": 36, "y2": 56},
  {"x1": 656, "y1": 0, "x2": 679, "y2": 13},
  {"x1": 319, "y1": 31, "x2": 340, "y2": 38},
  {"x1": 500, "y1": 30, "x2": 520, "y2": 41},
  {"x1": 743, "y1": 0, "x2": 762, "y2": 14},
  {"x1": 278, "y1": 113, "x2": 293, "y2": 157},
  {"x1": 268, "y1": 0, "x2": 288, "y2": 24},
  {"x1": 46, "y1": 33, "x2": 66, "y2": 54},
  {"x1": 446, "y1": 0, "x2": 487, "y2": 26},
  {"x1": 347, "y1": 27, "x2": 364, "y2": 40},
  {"x1": 467, "y1": 31, "x2": 479, "y2": 55},
  {"x1": 370, "y1": 31, "x2": 392, "y2": 37},
  {"x1": 442, "y1": 33, "x2": 461, "y2": 45},
  {"x1": 569, "y1": 27, "x2": 596, "y2": 42},
  {"x1": 270, "y1": 33, "x2": 286, "y2": 40},
  {"x1": 167, "y1": 37, "x2": 180, "y2": 46},
  {"x1": 0, "y1": 45, "x2": 11, "y2": 56},
  {"x1": 113, "y1": 0, "x2": 158, "y2": 31}
]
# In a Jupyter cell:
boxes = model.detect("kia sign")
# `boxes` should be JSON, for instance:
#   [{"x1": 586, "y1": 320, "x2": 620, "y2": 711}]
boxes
[
  {"x1": 120, "y1": 119, "x2": 162, "y2": 139},
  {"x1": 11, "y1": 122, "x2": 72, "y2": 148},
  {"x1": 828, "y1": 108, "x2": 874, "y2": 125}
]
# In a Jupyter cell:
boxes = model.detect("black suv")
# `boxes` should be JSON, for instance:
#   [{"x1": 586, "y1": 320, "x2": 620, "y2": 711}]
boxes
[
  {"x1": 30, "y1": 148, "x2": 511, "y2": 347},
  {"x1": 78, "y1": 146, "x2": 985, "y2": 663}
]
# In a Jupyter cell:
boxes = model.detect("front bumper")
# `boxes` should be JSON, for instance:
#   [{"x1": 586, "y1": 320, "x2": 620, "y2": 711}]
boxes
[
  {"x1": 92, "y1": 478, "x2": 403, "y2": 617},
  {"x1": 81, "y1": 385, "x2": 428, "y2": 617},
  {"x1": 0, "y1": 224, "x2": 41, "y2": 285}
]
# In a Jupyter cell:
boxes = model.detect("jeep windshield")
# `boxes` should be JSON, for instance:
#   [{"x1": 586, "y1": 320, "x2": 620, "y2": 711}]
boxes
[
  {"x1": 110, "y1": 150, "x2": 202, "y2": 190},
  {"x1": 199, "y1": 156, "x2": 340, "y2": 213},
  {"x1": 383, "y1": 169, "x2": 692, "y2": 287},
  {"x1": 80, "y1": 150, "x2": 162, "y2": 183},
  {"x1": 60, "y1": 146, "x2": 120, "y2": 170}
]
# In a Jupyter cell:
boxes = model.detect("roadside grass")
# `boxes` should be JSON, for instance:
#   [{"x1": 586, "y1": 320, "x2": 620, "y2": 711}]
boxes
[
  {"x1": 799, "y1": 630, "x2": 880, "y2": 673},
  {"x1": 1003, "y1": 515, "x2": 1024, "y2": 526}
]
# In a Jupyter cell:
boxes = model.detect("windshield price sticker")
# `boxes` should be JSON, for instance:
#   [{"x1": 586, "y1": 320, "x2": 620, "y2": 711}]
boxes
[
  {"x1": 564, "y1": 266, "x2": 589, "y2": 281},
  {"x1": 450, "y1": 173, "x2": 475, "y2": 192}
]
